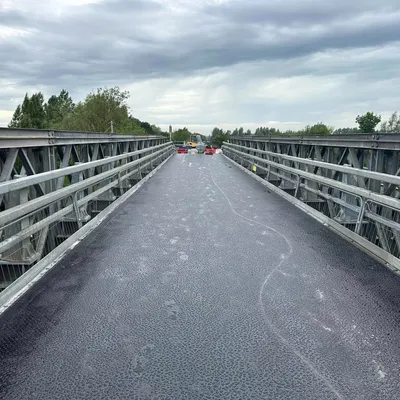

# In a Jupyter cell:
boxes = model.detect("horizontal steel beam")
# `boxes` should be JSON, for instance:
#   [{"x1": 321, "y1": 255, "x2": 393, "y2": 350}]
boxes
[
  {"x1": 0, "y1": 153, "x2": 174, "y2": 312},
  {"x1": 229, "y1": 133, "x2": 400, "y2": 150},
  {"x1": 0, "y1": 145, "x2": 173, "y2": 227},
  {"x1": 0, "y1": 151, "x2": 171, "y2": 254},
  {"x1": 224, "y1": 142, "x2": 400, "y2": 188},
  {"x1": 222, "y1": 153, "x2": 400, "y2": 275},
  {"x1": 222, "y1": 145, "x2": 400, "y2": 210},
  {"x1": 247, "y1": 158, "x2": 361, "y2": 213},
  {"x1": 0, "y1": 128, "x2": 167, "y2": 148},
  {"x1": 0, "y1": 142, "x2": 171, "y2": 195}
]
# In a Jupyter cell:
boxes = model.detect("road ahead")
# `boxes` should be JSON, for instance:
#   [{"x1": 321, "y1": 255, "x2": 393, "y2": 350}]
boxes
[{"x1": 1, "y1": 154, "x2": 400, "y2": 399}]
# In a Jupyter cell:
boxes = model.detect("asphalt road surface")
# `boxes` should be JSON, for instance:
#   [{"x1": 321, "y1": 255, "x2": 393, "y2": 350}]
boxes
[{"x1": 1, "y1": 154, "x2": 400, "y2": 400}]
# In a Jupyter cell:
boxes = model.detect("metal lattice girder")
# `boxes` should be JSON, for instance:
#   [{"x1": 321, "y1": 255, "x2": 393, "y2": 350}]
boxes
[
  {"x1": 0, "y1": 149, "x2": 18, "y2": 207},
  {"x1": 0, "y1": 151, "x2": 172, "y2": 256},
  {"x1": 223, "y1": 138, "x2": 400, "y2": 274},
  {"x1": 228, "y1": 133, "x2": 400, "y2": 150},
  {"x1": 0, "y1": 128, "x2": 165, "y2": 149},
  {"x1": 0, "y1": 145, "x2": 172, "y2": 227},
  {"x1": 0, "y1": 142, "x2": 170, "y2": 197},
  {"x1": 223, "y1": 142, "x2": 400, "y2": 192},
  {"x1": 0, "y1": 127, "x2": 173, "y2": 291}
]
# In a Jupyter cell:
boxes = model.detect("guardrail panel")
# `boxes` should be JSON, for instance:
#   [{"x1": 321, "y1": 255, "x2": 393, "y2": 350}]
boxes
[
  {"x1": 222, "y1": 141, "x2": 400, "y2": 274},
  {"x1": 0, "y1": 129, "x2": 173, "y2": 292}
]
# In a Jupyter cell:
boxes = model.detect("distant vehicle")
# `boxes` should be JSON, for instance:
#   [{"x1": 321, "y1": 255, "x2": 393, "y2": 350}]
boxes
[
  {"x1": 205, "y1": 145, "x2": 216, "y2": 155},
  {"x1": 186, "y1": 133, "x2": 205, "y2": 148},
  {"x1": 177, "y1": 145, "x2": 189, "y2": 154},
  {"x1": 196, "y1": 142, "x2": 206, "y2": 153},
  {"x1": 186, "y1": 141, "x2": 197, "y2": 148}
]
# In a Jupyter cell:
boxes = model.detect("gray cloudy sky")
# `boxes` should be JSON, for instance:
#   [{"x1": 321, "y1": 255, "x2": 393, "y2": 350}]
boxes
[{"x1": 1, "y1": 0, "x2": 400, "y2": 134}]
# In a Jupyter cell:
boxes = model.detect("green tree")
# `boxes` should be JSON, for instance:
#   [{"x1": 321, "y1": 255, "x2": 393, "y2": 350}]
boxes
[
  {"x1": 213, "y1": 133, "x2": 230, "y2": 146},
  {"x1": 151, "y1": 125, "x2": 162, "y2": 135},
  {"x1": 13, "y1": 92, "x2": 46, "y2": 129},
  {"x1": 305, "y1": 122, "x2": 332, "y2": 135},
  {"x1": 58, "y1": 87, "x2": 130, "y2": 132},
  {"x1": 211, "y1": 126, "x2": 229, "y2": 146},
  {"x1": 356, "y1": 112, "x2": 381, "y2": 133},
  {"x1": 139, "y1": 121, "x2": 153, "y2": 135},
  {"x1": 117, "y1": 116, "x2": 147, "y2": 134},
  {"x1": 172, "y1": 127, "x2": 191, "y2": 142},
  {"x1": 45, "y1": 89, "x2": 75, "y2": 127},
  {"x1": 333, "y1": 127, "x2": 359, "y2": 134},
  {"x1": 45, "y1": 95, "x2": 60, "y2": 123},
  {"x1": 211, "y1": 127, "x2": 223, "y2": 137},
  {"x1": 9, "y1": 87, "x2": 164, "y2": 136},
  {"x1": 29, "y1": 93, "x2": 46, "y2": 129},
  {"x1": 8, "y1": 105, "x2": 22, "y2": 128},
  {"x1": 381, "y1": 112, "x2": 400, "y2": 133},
  {"x1": 254, "y1": 127, "x2": 281, "y2": 135}
]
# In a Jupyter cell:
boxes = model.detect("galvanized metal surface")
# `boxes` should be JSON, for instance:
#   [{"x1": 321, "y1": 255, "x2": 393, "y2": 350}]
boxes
[
  {"x1": 0, "y1": 130, "x2": 173, "y2": 290},
  {"x1": 0, "y1": 146, "x2": 171, "y2": 226},
  {"x1": 0, "y1": 152, "x2": 169, "y2": 255},
  {"x1": 223, "y1": 145, "x2": 400, "y2": 209},
  {"x1": 0, "y1": 142, "x2": 170, "y2": 195},
  {"x1": 225, "y1": 142, "x2": 400, "y2": 188},
  {"x1": 222, "y1": 141, "x2": 400, "y2": 274},
  {"x1": 229, "y1": 133, "x2": 400, "y2": 150},
  {"x1": 0, "y1": 153, "x2": 174, "y2": 313},
  {"x1": 0, "y1": 127, "x2": 165, "y2": 148}
]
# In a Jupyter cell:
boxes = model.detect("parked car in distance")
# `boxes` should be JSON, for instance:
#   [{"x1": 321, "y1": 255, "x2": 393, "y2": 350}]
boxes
[
  {"x1": 177, "y1": 146, "x2": 189, "y2": 154},
  {"x1": 205, "y1": 145, "x2": 216, "y2": 155}
]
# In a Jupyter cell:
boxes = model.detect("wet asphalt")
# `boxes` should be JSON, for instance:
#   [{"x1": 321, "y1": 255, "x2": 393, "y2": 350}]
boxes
[{"x1": 1, "y1": 154, "x2": 400, "y2": 400}]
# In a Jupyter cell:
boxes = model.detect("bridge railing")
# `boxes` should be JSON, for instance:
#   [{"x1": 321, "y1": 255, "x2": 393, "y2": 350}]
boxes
[
  {"x1": 223, "y1": 138, "x2": 400, "y2": 275},
  {"x1": 0, "y1": 128, "x2": 174, "y2": 302}
]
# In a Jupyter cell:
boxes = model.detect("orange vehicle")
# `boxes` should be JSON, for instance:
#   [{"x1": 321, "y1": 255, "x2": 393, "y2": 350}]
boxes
[
  {"x1": 186, "y1": 134, "x2": 202, "y2": 148},
  {"x1": 186, "y1": 141, "x2": 197, "y2": 148}
]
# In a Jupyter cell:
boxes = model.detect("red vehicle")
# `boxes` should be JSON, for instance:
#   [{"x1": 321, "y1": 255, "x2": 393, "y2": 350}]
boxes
[
  {"x1": 177, "y1": 146, "x2": 189, "y2": 154},
  {"x1": 205, "y1": 146, "x2": 216, "y2": 155}
]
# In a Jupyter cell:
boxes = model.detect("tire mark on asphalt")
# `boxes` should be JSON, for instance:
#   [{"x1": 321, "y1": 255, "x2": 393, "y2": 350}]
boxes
[{"x1": 208, "y1": 166, "x2": 344, "y2": 400}]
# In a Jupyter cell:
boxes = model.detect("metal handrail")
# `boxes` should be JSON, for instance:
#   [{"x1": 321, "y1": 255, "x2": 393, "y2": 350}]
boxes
[
  {"x1": 223, "y1": 142, "x2": 400, "y2": 187},
  {"x1": 228, "y1": 133, "x2": 400, "y2": 150},
  {"x1": 0, "y1": 142, "x2": 172, "y2": 195},
  {"x1": 222, "y1": 145, "x2": 400, "y2": 273},
  {"x1": 0, "y1": 151, "x2": 170, "y2": 254},
  {"x1": 222, "y1": 144, "x2": 400, "y2": 210},
  {"x1": 0, "y1": 127, "x2": 167, "y2": 148},
  {"x1": 0, "y1": 145, "x2": 174, "y2": 227}
]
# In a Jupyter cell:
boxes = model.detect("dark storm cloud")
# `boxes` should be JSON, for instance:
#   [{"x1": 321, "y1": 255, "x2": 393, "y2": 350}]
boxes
[{"x1": 1, "y1": 0, "x2": 400, "y2": 93}]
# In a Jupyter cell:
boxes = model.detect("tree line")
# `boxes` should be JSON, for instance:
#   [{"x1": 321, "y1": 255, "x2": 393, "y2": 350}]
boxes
[
  {"x1": 9, "y1": 94, "x2": 400, "y2": 147},
  {"x1": 8, "y1": 87, "x2": 166, "y2": 136},
  {"x1": 171, "y1": 111, "x2": 400, "y2": 147},
  {"x1": 207, "y1": 111, "x2": 400, "y2": 146}
]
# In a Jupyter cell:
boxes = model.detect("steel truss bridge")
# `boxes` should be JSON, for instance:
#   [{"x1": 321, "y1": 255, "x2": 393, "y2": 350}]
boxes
[{"x1": 1, "y1": 128, "x2": 400, "y2": 399}]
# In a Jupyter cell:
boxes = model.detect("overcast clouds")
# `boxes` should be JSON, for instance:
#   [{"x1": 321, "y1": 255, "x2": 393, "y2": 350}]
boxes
[{"x1": 1, "y1": 0, "x2": 400, "y2": 133}]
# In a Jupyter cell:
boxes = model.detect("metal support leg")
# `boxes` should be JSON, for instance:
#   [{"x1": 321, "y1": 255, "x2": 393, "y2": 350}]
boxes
[{"x1": 355, "y1": 198, "x2": 366, "y2": 235}]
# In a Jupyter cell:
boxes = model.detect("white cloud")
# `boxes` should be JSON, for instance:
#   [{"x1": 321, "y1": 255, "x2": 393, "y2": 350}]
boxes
[
  {"x1": 1, "y1": 0, "x2": 400, "y2": 134},
  {"x1": 0, "y1": 110, "x2": 13, "y2": 126}
]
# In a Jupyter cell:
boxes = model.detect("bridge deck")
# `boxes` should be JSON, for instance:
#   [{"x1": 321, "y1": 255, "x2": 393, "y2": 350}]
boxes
[{"x1": 1, "y1": 155, "x2": 400, "y2": 399}]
